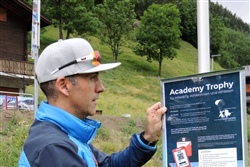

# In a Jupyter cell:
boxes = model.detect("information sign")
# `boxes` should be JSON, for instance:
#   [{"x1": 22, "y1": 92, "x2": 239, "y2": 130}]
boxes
[{"x1": 161, "y1": 68, "x2": 248, "y2": 167}]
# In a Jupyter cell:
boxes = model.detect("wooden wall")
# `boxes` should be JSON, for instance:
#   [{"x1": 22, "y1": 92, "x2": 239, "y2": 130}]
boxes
[
  {"x1": 0, "y1": 87, "x2": 19, "y2": 96},
  {"x1": 0, "y1": 8, "x2": 27, "y2": 61}
]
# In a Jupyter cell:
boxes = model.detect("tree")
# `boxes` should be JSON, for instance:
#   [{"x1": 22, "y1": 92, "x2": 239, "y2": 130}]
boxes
[
  {"x1": 210, "y1": 1, "x2": 250, "y2": 34},
  {"x1": 41, "y1": 0, "x2": 97, "y2": 39},
  {"x1": 94, "y1": 0, "x2": 136, "y2": 62},
  {"x1": 69, "y1": 4, "x2": 101, "y2": 38},
  {"x1": 210, "y1": 14, "x2": 225, "y2": 55},
  {"x1": 135, "y1": 3, "x2": 181, "y2": 77},
  {"x1": 134, "y1": 0, "x2": 177, "y2": 19},
  {"x1": 173, "y1": 0, "x2": 197, "y2": 48},
  {"x1": 218, "y1": 28, "x2": 250, "y2": 68}
]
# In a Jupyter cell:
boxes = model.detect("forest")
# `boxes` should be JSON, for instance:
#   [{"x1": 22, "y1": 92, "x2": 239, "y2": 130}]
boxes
[{"x1": 25, "y1": 0, "x2": 250, "y2": 75}]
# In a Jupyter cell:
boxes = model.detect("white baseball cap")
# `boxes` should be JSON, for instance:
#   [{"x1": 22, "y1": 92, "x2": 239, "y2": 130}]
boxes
[{"x1": 36, "y1": 38, "x2": 121, "y2": 83}]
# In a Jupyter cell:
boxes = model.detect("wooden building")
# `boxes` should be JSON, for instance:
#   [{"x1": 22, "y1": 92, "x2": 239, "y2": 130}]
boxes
[
  {"x1": 244, "y1": 66, "x2": 250, "y2": 109},
  {"x1": 0, "y1": 0, "x2": 51, "y2": 95}
]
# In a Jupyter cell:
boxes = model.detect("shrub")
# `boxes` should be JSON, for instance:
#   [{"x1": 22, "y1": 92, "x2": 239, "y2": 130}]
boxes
[
  {"x1": 99, "y1": 141, "x2": 120, "y2": 154},
  {"x1": 120, "y1": 118, "x2": 138, "y2": 135},
  {"x1": 96, "y1": 126, "x2": 110, "y2": 141}
]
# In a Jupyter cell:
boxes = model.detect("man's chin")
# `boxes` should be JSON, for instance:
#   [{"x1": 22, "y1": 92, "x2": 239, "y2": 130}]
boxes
[
  {"x1": 89, "y1": 110, "x2": 96, "y2": 116},
  {"x1": 89, "y1": 113, "x2": 95, "y2": 116}
]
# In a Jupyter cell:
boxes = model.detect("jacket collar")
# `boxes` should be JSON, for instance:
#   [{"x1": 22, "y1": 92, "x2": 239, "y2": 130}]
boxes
[{"x1": 36, "y1": 101, "x2": 101, "y2": 144}]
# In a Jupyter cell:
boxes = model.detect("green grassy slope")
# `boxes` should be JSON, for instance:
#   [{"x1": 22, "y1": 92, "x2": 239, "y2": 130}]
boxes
[{"x1": 27, "y1": 26, "x2": 223, "y2": 117}]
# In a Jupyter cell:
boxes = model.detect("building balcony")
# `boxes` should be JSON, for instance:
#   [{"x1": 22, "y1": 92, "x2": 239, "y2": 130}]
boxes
[{"x1": 0, "y1": 59, "x2": 34, "y2": 76}]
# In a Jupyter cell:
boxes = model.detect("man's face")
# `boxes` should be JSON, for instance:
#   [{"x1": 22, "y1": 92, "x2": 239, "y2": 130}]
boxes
[{"x1": 68, "y1": 73, "x2": 104, "y2": 119}]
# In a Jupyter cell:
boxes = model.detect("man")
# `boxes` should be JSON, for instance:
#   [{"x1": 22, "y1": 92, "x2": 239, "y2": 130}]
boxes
[{"x1": 18, "y1": 38, "x2": 167, "y2": 167}]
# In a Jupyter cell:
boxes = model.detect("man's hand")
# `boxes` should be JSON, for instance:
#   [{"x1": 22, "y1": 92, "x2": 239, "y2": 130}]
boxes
[{"x1": 143, "y1": 102, "x2": 167, "y2": 143}]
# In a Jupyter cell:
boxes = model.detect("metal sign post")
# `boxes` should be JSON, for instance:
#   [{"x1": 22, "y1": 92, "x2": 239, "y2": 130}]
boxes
[
  {"x1": 31, "y1": 0, "x2": 41, "y2": 115},
  {"x1": 197, "y1": 0, "x2": 210, "y2": 73}
]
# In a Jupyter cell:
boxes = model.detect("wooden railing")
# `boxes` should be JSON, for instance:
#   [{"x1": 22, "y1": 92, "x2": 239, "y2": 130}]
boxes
[{"x1": 0, "y1": 59, "x2": 34, "y2": 76}]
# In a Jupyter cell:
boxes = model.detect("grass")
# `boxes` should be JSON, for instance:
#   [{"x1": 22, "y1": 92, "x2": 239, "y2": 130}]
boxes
[
  {"x1": 2, "y1": 25, "x2": 244, "y2": 166},
  {"x1": 0, "y1": 111, "x2": 32, "y2": 167}
]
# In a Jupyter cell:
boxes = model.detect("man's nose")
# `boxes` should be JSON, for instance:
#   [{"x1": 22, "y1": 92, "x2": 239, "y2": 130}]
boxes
[{"x1": 96, "y1": 80, "x2": 105, "y2": 93}]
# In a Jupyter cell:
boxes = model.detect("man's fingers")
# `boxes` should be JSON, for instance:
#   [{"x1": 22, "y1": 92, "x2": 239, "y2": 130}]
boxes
[
  {"x1": 147, "y1": 102, "x2": 167, "y2": 115},
  {"x1": 157, "y1": 106, "x2": 167, "y2": 116},
  {"x1": 149, "y1": 102, "x2": 161, "y2": 111}
]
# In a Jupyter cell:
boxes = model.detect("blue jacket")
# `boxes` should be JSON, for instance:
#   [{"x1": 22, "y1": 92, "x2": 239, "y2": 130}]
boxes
[{"x1": 18, "y1": 101, "x2": 157, "y2": 167}]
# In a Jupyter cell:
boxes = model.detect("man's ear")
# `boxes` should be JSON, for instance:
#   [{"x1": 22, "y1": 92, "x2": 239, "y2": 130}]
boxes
[{"x1": 55, "y1": 77, "x2": 69, "y2": 96}]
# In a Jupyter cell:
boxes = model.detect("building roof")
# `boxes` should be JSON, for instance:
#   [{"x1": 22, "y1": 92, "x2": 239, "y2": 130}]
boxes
[
  {"x1": 0, "y1": 72, "x2": 34, "y2": 85},
  {"x1": 0, "y1": 0, "x2": 51, "y2": 30}
]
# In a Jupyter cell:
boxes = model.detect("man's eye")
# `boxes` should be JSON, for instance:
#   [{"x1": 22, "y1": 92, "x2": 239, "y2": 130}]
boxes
[{"x1": 91, "y1": 75, "x2": 98, "y2": 80}]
